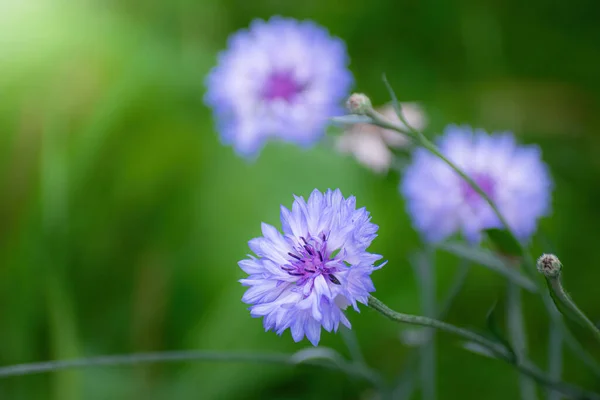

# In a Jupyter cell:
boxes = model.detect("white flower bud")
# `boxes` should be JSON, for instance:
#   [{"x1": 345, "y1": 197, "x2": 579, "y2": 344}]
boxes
[{"x1": 346, "y1": 93, "x2": 372, "y2": 115}]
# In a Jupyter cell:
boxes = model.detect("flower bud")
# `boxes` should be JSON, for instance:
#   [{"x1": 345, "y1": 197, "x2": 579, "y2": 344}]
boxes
[
  {"x1": 346, "y1": 93, "x2": 372, "y2": 115},
  {"x1": 536, "y1": 253, "x2": 562, "y2": 278}
]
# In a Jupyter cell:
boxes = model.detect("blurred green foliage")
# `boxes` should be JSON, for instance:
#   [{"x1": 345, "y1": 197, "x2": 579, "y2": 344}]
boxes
[{"x1": 1, "y1": 0, "x2": 600, "y2": 398}]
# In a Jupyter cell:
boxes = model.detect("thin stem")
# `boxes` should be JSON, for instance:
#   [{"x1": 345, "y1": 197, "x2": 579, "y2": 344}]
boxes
[
  {"x1": 368, "y1": 296, "x2": 509, "y2": 358},
  {"x1": 439, "y1": 261, "x2": 472, "y2": 317},
  {"x1": 550, "y1": 299, "x2": 600, "y2": 376},
  {"x1": 365, "y1": 108, "x2": 413, "y2": 136},
  {"x1": 392, "y1": 367, "x2": 417, "y2": 400},
  {"x1": 365, "y1": 108, "x2": 515, "y2": 261},
  {"x1": 424, "y1": 139, "x2": 513, "y2": 232},
  {"x1": 548, "y1": 323, "x2": 564, "y2": 400},
  {"x1": 368, "y1": 295, "x2": 600, "y2": 400},
  {"x1": 507, "y1": 282, "x2": 538, "y2": 400},
  {"x1": 393, "y1": 260, "x2": 471, "y2": 399},
  {"x1": 517, "y1": 258, "x2": 591, "y2": 378},
  {"x1": 0, "y1": 350, "x2": 382, "y2": 388},
  {"x1": 538, "y1": 239, "x2": 565, "y2": 400},
  {"x1": 340, "y1": 321, "x2": 388, "y2": 394},
  {"x1": 366, "y1": 105, "x2": 600, "y2": 376},
  {"x1": 369, "y1": 106, "x2": 543, "y2": 288},
  {"x1": 340, "y1": 326, "x2": 366, "y2": 365},
  {"x1": 412, "y1": 251, "x2": 437, "y2": 400},
  {"x1": 547, "y1": 276, "x2": 600, "y2": 344},
  {"x1": 41, "y1": 116, "x2": 80, "y2": 400}
]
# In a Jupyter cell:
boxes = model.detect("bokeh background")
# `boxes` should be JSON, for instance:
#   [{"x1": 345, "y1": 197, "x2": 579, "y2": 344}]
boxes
[{"x1": 1, "y1": 0, "x2": 600, "y2": 399}]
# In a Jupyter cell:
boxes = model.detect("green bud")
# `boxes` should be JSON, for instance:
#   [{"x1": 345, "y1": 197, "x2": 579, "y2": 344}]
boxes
[
  {"x1": 346, "y1": 93, "x2": 372, "y2": 115},
  {"x1": 536, "y1": 253, "x2": 562, "y2": 278}
]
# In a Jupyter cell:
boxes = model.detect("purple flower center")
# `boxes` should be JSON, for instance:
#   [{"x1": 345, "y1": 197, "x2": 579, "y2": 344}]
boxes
[
  {"x1": 262, "y1": 71, "x2": 304, "y2": 102},
  {"x1": 282, "y1": 234, "x2": 341, "y2": 287},
  {"x1": 461, "y1": 172, "x2": 496, "y2": 205}
]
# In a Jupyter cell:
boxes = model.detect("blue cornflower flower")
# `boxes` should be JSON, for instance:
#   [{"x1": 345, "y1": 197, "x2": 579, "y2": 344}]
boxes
[
  {"x1": 401, "y1": 125, "x2": 553, "y2": 243},
  {"x1": 205, "y1": 17, "x2": 353, "y2": 158},
  {"x1": 239, "y1": 189, "x2": 384, "y2": 346}
]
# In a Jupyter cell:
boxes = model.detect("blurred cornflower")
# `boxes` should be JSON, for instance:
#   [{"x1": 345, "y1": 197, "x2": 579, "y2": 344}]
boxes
[
  {"x1": 239, "y1": 189, "x2": 384, "y2": 345},
  {"x1": 205, "y1": 17, "x2": 353, "y2": 157},
  {"x1": 336, "y1": 103, "x2": 427, "y2": 173},
  {"x1": 401, "y1": 125, "x2": 553, "y2": 243}
]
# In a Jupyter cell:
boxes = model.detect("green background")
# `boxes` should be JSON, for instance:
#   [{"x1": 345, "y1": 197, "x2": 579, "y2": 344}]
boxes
[{"x1": 1, "y1": 0, "x2": 599, "y2": 398}]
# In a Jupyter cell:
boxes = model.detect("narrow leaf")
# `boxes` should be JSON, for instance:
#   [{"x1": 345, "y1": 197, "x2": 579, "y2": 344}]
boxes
[
  {"x1": 437, "y1": 242, "x2": 537, "y2": 292},
  {"x1": 290, "y1": 347, "x2": 344, "y2": 366},
  {"x1": 462, "y1": 342, "x2": 497, "y2": 359},
  {"x1": 381, "y1": 74, "x2": 403, "y2": 120}
]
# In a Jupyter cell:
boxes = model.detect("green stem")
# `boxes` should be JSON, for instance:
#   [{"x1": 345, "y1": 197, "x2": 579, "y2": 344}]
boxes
[
  {"x1": 365, "y1": 108, "x2": 413, "y2": 137},
  {"x1": 366, "y1": 105, "x2": 600, "y2": 376},
  {"x1": 412, "y1": 251, "x2": 437, "y2": 400},
  {"x1": 41, "y1": 116, "x2": 80, "y2": 400},
  {"x1": 393, "y1": 261, "x2": 471, "y2": 398},
  {"x1": 507, "y1": 282, "x2": 538, "y2": 400},
  {"x1": 368, "y1": 295, "x2": 600, "y2": 399},
  {"x1": 368, "y1": 296, "x2": 510, "y2": 358},
  {"x1": 422, "y1": 136, "x2": 512, "y2": 233},
  {"x1": 547, "y1": 323, "x2": 564, "y2": 400},
  {"x1": 0, "y1": 350, "x2": 382, "y2": 388},
  {"x1": 365, "y1": 108, "x2": 514, "y2": 258},
  {"x1": 547, "y1": 276, "x2": 600, "y2": 344}
]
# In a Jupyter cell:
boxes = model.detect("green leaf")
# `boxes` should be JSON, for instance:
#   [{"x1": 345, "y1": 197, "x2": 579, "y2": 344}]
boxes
[
  {"x1": 462, "y1": 341, "x2": 497, "y2": 359},
  {"x1": 484, "y1": 228, "x2": 523, "y2": 257},
  {"x1": 381, "y1": 73, "x2": 403, "y2": 120},
  {"x1": 291, "y1": 347, "x2": 345, "y2": 367},
  {"x1": 485, "y1": 301, "x2": 516, "y2": 363},
  {"x1": 437, "y1": 242, "x2": 537, "y2": 292}
]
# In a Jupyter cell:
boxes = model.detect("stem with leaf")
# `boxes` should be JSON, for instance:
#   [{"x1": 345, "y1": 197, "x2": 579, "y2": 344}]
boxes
[
  {"x1": 393, "y1": 260, "x2": 471, "y2": 398},
  {"x1": 537, "y1": 255, "x2": 600, "y2": 344},
  {"x1": 507, "y1": 281, "x2": 538, "y2": 400},
  {"x1": 356, "y1": 90, "x2": 600, "y2": 376},
  {"x1": 548, "y1": 276, "x2": 600, "y2": 343},
  {"x1": 0, "y1": 349, "x2": 383, "y2": 388},
  {"x1": 548, "y1": 324, "x2": 564, "y2": 400},
  {"x1": 368, "y1": 295, "x2": 600, "y2": 400},
  {"x1": 412, "y1": 251, "x2": 437, "y2": 400}
]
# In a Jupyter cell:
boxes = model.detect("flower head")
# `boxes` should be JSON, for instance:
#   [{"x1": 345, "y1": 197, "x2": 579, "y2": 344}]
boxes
[
  {"x1": 205, "y1": 17, "x2": 353, "y2": 158},
  {"x1": 336, "y1": 103, "x2": 427, "y2": 173},
  {"x1": 401, "y1": 125, "x2": 553, "y2": 243},
  {"x1": 239, "y1": 189, "x2": 383, "y2": 345}
]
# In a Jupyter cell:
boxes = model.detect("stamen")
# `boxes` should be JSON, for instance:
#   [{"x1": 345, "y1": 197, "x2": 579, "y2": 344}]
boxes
[
  {"x1": 288, "y1": 252, "x2": 302, "y2": 261},
  {"x1": 304, "y1": 245, "x2": 313, "y2": 255},
  {"x1": 317, "y1": 251, "x2": 323, "y2": 262},
  {"x1": 328, "y1": 274, "x2": 341, "y2": 285}
]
